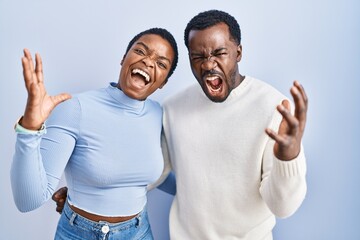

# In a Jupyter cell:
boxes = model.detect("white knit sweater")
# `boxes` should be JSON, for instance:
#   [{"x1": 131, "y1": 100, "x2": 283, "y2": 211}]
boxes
[{"x1": 161, "y1": 76, "x2": 307, "y2": 240}]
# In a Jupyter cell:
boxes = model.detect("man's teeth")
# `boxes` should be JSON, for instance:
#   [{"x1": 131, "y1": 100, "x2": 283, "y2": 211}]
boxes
[
  {"x1": 206, "y1": 76, "x2": 219, "y2": 81},
  {"x1": 132, "y1": 69, "x2": 150, "y2": 82},
  {"x1": 205, "y1": 75, "x2": 222, "y2": 91}
]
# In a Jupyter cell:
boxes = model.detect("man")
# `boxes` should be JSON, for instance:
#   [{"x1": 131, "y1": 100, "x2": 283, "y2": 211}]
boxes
[
  {"x1": 160, "y1": 9, "x2": 307, "y2": 239},
  {"x1": 54, "y1": 10, "x2": 308, "y2": 240}
]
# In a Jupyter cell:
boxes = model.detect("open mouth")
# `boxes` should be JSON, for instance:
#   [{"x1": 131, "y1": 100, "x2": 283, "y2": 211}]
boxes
[
  {"x1": 205, "y1": 75, "x2": 223, "y2": 92},
  {"x1": 131, "y1": 68, "x2": 151, "y2": 87}
]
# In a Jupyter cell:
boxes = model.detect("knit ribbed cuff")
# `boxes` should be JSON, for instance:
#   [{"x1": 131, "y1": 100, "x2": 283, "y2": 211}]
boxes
[{"x1": 273, "y1": 146, "x2": 306, "y2": 177}]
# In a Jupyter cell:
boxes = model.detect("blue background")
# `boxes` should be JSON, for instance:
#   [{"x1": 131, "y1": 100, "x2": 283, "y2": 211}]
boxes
[{"x1": 1, "y1": 1, "x2": 359, "y2": 239}]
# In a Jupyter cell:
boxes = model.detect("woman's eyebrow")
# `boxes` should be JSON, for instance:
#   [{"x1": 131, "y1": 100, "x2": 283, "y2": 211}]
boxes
[
  {"x1": 136, "y1": 42, "x2": 150, "y2": 51},
  {"x1": 136, "y1": 42, "x2": 171, "y2": 64}
]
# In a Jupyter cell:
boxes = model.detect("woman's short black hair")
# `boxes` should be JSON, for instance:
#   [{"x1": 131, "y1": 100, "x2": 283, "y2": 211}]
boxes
[
  {"x1": 125, "y1": 28, "x2": 178, "y2": 80},
  {"x1": 184, "y1": 10, "x2": 241, "y2": 49}
]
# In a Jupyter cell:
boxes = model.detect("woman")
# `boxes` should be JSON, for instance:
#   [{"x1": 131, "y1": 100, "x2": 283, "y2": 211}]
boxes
[{"x1": 11, "y1": 28, "x2": 178, "y2": 240}]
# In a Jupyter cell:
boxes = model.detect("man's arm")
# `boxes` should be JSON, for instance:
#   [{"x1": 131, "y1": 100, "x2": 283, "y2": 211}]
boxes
[
  {"x1": 147, "y1": 131, "x2": 174, "y2": 193},
  {"x1": 157, "y1": 171, "x2": 176, "y2": 195},
  {"x1": 260, "y1": 81, "x2": 308, "y2": 218},
  {"x1": 52, "y1": 187, "x2": 68, "y2": 214}
]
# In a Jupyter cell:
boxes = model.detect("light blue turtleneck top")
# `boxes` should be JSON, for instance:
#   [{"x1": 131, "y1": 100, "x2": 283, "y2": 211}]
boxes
[{"x1": 11, "y1": 82, "x2": 164, "y2": 216}]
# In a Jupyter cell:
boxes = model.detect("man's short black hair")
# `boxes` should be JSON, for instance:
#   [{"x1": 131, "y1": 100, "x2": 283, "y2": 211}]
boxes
[
  {"x1": 125, "y1": 28, "x2": 178, "y2": 80},
  {"x1": 184, "y1": 10, "x2": 241, "y2": 49}
]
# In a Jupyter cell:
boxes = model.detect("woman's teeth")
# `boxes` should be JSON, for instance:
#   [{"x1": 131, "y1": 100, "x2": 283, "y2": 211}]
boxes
[{"x1": 132, "y1": 69, "x2": 150, "y2": 82}]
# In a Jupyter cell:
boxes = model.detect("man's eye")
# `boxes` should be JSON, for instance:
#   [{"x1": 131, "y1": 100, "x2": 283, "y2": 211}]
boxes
[
  {"x1": 216, "y1": 52, "x2": 227, "y2": 56},
  {"x1": 192, "y1": 56, "x2": 204, "y2": 61}
]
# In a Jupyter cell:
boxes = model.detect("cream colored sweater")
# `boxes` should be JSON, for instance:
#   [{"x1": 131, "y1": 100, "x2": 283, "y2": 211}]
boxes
[{"x1": 161, "y1": 76, "x2": 307, "y2": 240}]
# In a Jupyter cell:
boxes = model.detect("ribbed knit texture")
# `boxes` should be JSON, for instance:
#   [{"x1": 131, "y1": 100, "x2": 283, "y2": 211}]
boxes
[
  {"x1": 11, "y1": 83, "x2": 164, "y2": 216},
  {"x1": 161, "y1": 76, "x2": 307, "y2": 240}
]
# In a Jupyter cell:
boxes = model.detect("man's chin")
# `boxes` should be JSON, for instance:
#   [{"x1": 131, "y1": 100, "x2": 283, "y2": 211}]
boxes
[
  {"x1": 208, "y1": 95, "x2": 227, "y2": 102},
  {"x1": 204, "y1": 91, "x2": 228, "y2": 102}
]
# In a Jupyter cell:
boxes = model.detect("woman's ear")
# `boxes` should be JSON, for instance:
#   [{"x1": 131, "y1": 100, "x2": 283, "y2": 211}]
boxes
[{"x1": 120, "y1": 54, "x2": 126, "y2": 65}]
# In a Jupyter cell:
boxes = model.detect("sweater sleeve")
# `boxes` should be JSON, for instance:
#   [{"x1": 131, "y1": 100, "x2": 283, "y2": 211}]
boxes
[
  {"x1": 10, "y1": 99, "x2": 80, "y2": 212},
  {"x1": 259, "y1": 113, "x2": 307, "y2": 218}
]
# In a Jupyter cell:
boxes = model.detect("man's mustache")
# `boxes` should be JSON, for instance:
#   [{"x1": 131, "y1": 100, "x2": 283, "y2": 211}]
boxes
[{"x1": 202, "y1": 70, "x2": 222, "y2": 78}]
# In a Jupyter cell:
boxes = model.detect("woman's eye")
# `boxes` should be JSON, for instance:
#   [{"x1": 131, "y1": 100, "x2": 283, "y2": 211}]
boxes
[
  {"x1": 134, "y1": 49, "x2": 145, "y2": 55},
  {"x1": 157, "y1": 62, "x2": 167, "y2": 69}
]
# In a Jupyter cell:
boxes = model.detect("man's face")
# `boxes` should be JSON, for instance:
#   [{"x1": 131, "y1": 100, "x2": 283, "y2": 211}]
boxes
[
  {"x1": 188, "y1": 23, "x2": 242, "y2": 102},
  {"x1": 119, "y1": 34, "x2": 175, "y2": 100}
]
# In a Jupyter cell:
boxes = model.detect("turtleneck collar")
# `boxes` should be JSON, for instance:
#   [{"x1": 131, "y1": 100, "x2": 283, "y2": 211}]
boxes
[{"x1": 106, "y1": 82, "x2": 145, "y2": 114}]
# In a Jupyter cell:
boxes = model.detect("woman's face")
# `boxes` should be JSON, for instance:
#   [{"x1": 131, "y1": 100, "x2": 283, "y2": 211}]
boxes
[{"x1": 119, "y1": 34, "x2": 175, "y2": 100}]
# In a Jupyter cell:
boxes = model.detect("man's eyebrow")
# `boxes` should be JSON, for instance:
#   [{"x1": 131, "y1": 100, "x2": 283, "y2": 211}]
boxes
[
  {"x1": 190, "y1": 52, "x2": 204, "y2": 57},
  {"x1": 136, "y1": 42, "x2": 172, "y2": 64},
  {"x1": 212, "y1": 47, "x2": 227, "y2": 54},
  {"x1": 190, "y1": 47, "x2": 228, "y2": 57}
]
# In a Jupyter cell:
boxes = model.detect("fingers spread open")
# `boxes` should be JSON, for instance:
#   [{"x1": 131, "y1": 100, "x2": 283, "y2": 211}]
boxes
[
  {"x1": 277, "y1": 101, "x2": 299, "y2": 136},
  {"x1": 22, "y1": 57, "x2": 33, "y2": 90},
  {"x1": 291, "y1": 81, "x2": 307, "y2": 131},
  {"x1": 265, "y1": 128, "x2": 289, "y2": 145},
  {"x1": 52, "y1": 93, "x2": 72, "y2": 107},
  {"x1": 22, "y1": 49, "x2": 41, "y2": 91},
  {"x1": 294, "y1": 81, "x2": 308, "y2": 105},
  {"x1": 35, "y1": 53, "x2": 44, "y2": 83},
  {"x1": 23, "y1": 49, "x2": 35, "y2": 74}
]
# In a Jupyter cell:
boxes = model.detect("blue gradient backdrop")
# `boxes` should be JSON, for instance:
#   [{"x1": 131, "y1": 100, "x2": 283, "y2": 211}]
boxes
[{"x1": 1, "y1": 1, "x2": 359, "y2": 239}]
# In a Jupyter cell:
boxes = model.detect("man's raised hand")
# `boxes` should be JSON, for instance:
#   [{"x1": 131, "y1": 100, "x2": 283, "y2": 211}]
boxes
[{"x1": 265, "y1": 81, "x2": 308, "y2": 160}]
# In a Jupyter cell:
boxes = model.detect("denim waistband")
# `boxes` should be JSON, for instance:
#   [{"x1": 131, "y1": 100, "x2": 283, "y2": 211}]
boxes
[{"x1": 63, "y1": 201, "x2": 147, "y2": 233}]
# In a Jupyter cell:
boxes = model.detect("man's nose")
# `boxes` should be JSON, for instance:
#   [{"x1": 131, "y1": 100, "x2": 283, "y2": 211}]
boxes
[{"x1": 201, "y1": 57, "x2": 217, "y2": 70}]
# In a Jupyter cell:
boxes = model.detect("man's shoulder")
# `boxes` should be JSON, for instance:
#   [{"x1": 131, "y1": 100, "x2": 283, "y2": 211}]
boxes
[
  {"x1": 163, "y1": 83, "x2": 200, "y2": 107},
  {"x1": 247, "y1": 76, "x2": 286, "y2": 99}
]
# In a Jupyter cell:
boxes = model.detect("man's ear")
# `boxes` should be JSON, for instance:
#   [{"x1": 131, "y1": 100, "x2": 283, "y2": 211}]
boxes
[{"x1": 236, "y1": 44, "x2": 242, "y2": 62}]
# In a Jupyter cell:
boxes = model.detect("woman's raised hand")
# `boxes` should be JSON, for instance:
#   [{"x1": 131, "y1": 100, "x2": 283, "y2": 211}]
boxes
[{"x1": 20, "y1": 49, "x2": 71, "y2": 130}]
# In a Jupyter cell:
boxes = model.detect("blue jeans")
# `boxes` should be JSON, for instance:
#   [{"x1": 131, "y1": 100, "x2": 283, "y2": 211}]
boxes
[{"x1": 54, "y1": 201, "x2": 153, "y2": 240}]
